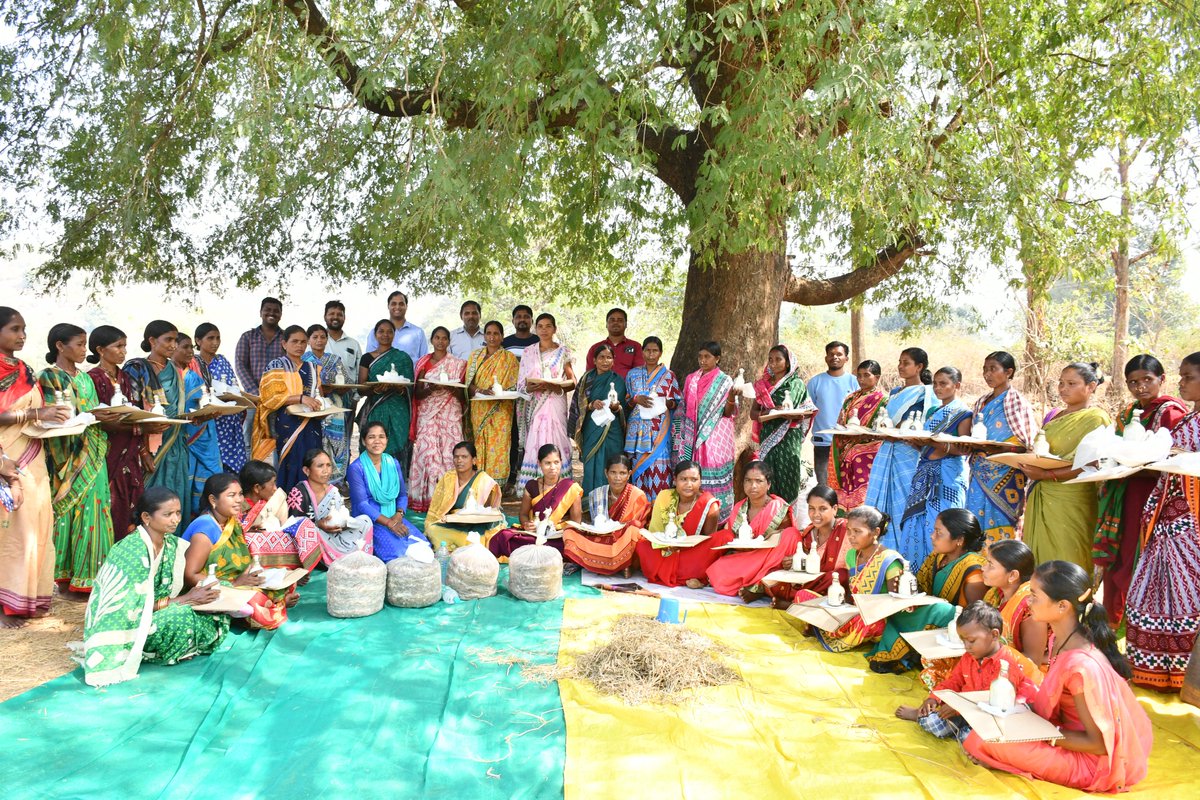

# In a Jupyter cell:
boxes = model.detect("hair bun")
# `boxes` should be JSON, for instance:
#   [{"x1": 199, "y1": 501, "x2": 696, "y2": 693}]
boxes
[
  {"x1": 140, "y1": 340, "x2": 152, "y2": 353},
  {"x1": 45, "y1": 350, "x2": 57, "y2": 365},
  {"x1": 85, "y1": 353, "x2": 100, "y2": 364},
  {"x1": 1088, "y1": 362, "x2": 1106, "y2": 385}
]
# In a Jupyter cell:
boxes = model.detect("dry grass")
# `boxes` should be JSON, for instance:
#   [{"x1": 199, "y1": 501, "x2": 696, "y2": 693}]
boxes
[
  {"x1": 0, "y1": 594, "x2": 85, "y2": 701},
  {"x1": 523, "y1": 614, "x2": 741, "y2": 706}
]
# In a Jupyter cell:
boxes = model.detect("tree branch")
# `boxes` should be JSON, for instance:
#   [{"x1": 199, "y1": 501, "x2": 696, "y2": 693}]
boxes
[{"x1": 784, "y1": 238, "x2": 927, "y2": 305}]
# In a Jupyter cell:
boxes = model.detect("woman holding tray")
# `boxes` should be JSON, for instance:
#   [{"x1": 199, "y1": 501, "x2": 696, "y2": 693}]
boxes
[
  {"x1": 464, "y1": 320, "x2": 520, "y2": 483},
  {"x1": 706, "y1": 460, "x2": 799, "y2": 599},
  {"x1": 172, "y1": 333, "x2": 222, "y2": 517},
  {"x1": 287, "y1": 449, "x2": 374, "y2": 565},
  {"x1": 749, "y1": 345, "x2": 814, "y2": 507},
  {"x1": 868, "y1": 508, "x2": 987, "y2": 673},
  {"x1": 965, "y1": 561, "x2": 1152, "y2": 793},
  {"x1": 489, "y1": 443, "x2": 583, "y2": 559},
  {"x1": 963, "y1": 351, "x2": 1036, "y2": 543},
  {"x1": 424, "y1": 441, "x2": 504, "y2": 549},
  {"x1": 564, "y1": 453, "x2": 650, "y2": 576},
  {"x1": 574, "y1": 343, "x2": 627, "y2": 496},
  {"x1": 764, "y1": 485, "x2": 850, "y2": 608},
  {"x1": 865, "y1": 348, "x2": 937, "y2": 529},
  {"x1": 252, "y1": 325, "x2": 324, "y2": 493},
  {"x1": 1020, "y1": 362, "x2": 1111, "y2": 571},
  {"x1": 634, "y1": 460, "x2": 730, "y2": 588},
  {"x1": 303, "y1": 324, "x2": 352, "y2": 484},
  {"x1": 516, "y1": 313, "x2": 575, "y2": 485},
  {"x1": 673, "y1": 341, "x2": 737, "y2": 520},
  {"x1": 358, "y1": 319, "x2": 414, "y2": 463},
  {"x1": 409, "y1": 326, "x2": 466, "y2": 513},
  {"x1": 86, "y1": 325, "x2": 145, "y2": 541},
  {"x1": 192, "y1": 323, "x2": 248, "y2": 474},
  {"x1": 828, "y1": 360, "x2": 886, "y2": 509}
]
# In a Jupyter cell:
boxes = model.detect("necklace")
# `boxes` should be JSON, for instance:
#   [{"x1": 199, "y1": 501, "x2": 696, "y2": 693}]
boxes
[{"x1": 1053, "y1": 628, "x2": 1080, "y2": 659}]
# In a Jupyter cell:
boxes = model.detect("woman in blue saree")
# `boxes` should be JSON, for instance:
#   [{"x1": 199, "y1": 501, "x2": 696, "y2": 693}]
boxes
[
  {"x1": 172, "y1": 334, "x2": 222, "y2": 517},
  {"x1": 624, "y1": 337, "x2": 680, "y2": 502},
  {"x1": 895, "y1": 367, "x2": 973, "y2": 566},
  {"x1": 575, "y1": 344, "x2": 627, "y2": 495},
  {"x1": 347, "y1": 421, "x2": 426, "y2": 562},
  {"x1": 866, "y1": 347, "x2": 937, "y2": 539}
]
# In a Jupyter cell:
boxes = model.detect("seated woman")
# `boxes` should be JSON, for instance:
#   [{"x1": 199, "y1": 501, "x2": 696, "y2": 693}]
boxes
[
  {"x1": 180, "y1": 473, "x2": 288, "y2": 630},
  {"x1": 868, "y1": 508, "x2": 988, "y2": 673},
  {"x1": 238, "y1": 459, "x2": 322, "y2": 573},
  {"x1": 564, "y1": 453, "x2": 650, "y2": 577},
  {"x1": 706, "y1": 460, "x2": 799, "y2": 599},
  {"x1": 489, "y1": 443, "x2": 583, "y2": 559},
  {"x1": 764, "y1": 486, "x2": 850, "y2": 609},
  {"x1": 347, "y1": 422, "x2": 427, "y2": 562},
  {"x1": 634, "y1": 460, "x2": 731, "y2": 588},
  {"x1": 81, "y1": 488, "x2": 227, "y2": 687},
  {"x1": 424, "y1": 441, "x2": 504, "y2": 549},
  {"x1": 965, "y1": 561, "x2": 1153, "y2": 793},
  {"x1": 286, "y1": 448, "x2": 373, "y2": 565},
  {"x1": 979, "y1": 538, "x2": 1047, "y2": 681},
  {"x1": 789, "y1": 505, "x2": 904, "y2": 653}
]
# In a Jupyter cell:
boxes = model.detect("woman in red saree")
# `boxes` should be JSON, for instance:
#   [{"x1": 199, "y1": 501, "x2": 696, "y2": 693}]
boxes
[
  {"x1": 634, "y1": 460, "x2": 730, "y2": 587},
  {"x1": 764, "y1": 486, "x2": 850, "y2": 608},
  {"x1": 86, "y1": 325, "x2": 145, "y2": 541},
  {"x1": 965, "y1": 561, "x2": 1152, "y2": 793},
  {"x1": 828, "y1": 360, "x2": 886, "y2": 509},
  {"x1": 488, "y1": 443, "x2": 583, "y2": 559},
  {"x1": 564, "y1": 453, "x2": 651, "y2": 576},
  {"x1": 706, "y1": 460, "x2": 799, "y2": 599}
]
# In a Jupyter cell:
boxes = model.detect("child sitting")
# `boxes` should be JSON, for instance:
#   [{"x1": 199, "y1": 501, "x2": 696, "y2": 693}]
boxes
[{"x1": 895, "y1": 600, "x2": 1039, "y2": 742}]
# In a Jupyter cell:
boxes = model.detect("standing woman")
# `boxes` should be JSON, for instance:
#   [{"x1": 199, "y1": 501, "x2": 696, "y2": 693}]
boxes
[
  {"x1": 303, "y1": 324, "x2": 352, "y2": 484},
  {"x1": 173, "y1": 333, "x2": 223, "y2": 517},
  {"x1": 964, "y1": 352, "x2": 1036, "y2": 543},
  {"x1": 763, "y1": 486, "x2": 851, "y2": 608},
  {"x1": 895, "y1": 367, "x2": 973, "y2": 566},
  {"x1": 358, "y1": 319, "x2": 414, "y2": 463},
  {"x1": 124, "y1": 320, "x2": 194, "y2": 530},
  {"x1": 706, "y1": 460, "x2": 799, "y2": 599},
  {"x1": 750, "y1": 345, "x2": 815, "y2": 507},
  {"x1": 634, "y1": 460, "x2": 731, "y2": 587},
  {"x1": 252, "y1": 325, "x2": 323, "y2": 493},
  {"x1": 465, "y1": 321, "x2": 520, "y2": 483},
  {"x1": 192, "y1": 323, "x2": 248, "y2": 474},
  {"x1": 624, "y1": 336, "x2": 680, "y2": 502},
  {"x1": 490, "y1": 443, "x2": 583, "y2": 558},
  {"x1": 865, "y1": 347, "x2": 937, "y2": 527},
  {"x1": 409, "y1": 326, "x2": 466, "y2": 513},
  {"x1": 1093, "y1": 354, "x2": 1187, "y2": 626},
  {"x1": 575, "y1": 344, "x2": 627, "y2": 495},
  {"x1": 564, "y1": 453, "x2": 650, "y2": 576},
  {"x1": 1020, "y1": 362, "x2": 1111, "y2": 571},
  {"x1": 37, "y1": 323, "x2": 117, "y2": 595},
  {"x1": 517, "y1": 313, "x2": 575, "y2": 484},
  {"x1": 828, "y1": 360, "x2": 887, "y2": 508},
  {"x1": 1126, "y1": 352, "x2": 1200, "y2": 691},
  {"x1": 87, "y1": 325, "x2": 145, "y2": 540},
  {"x1": 674, "y1": 341, "x2": 738, "y2": 520}
]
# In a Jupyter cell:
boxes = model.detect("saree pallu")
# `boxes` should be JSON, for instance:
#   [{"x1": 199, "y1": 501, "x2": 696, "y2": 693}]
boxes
[
  {"x1": 240, "y1": 488, "x2": 322, "y2": 572},
  {"x1": 37, "y1": 367, "x2": 115, "y2": 593},
  {"x1": 123, "y1": 359, "x2": 193, "y2": 531},
  {"x1": 489, "y1": 478, "x2": 583, "y2": 559},
  {"x1": 0, "y1": 359, "x2": 54, "y2": 618},
  {"x1": 966, "y1": 388, "x2": 1035, "y2": 542},
  {"x1": 203, "y1": 354, "x2": 248, "y2": 472},
  {"x1": 764, "y1": 518, "x2": 851, "y2": 604},
  {"x1": 465, "y1": 348, "x2": 520, "y2": 481},
  {"x1": 1023, "y1": 407, "x2": 1110, "y2": 571},
  {"x1": 624, "y1": 365, "x2": 680, "y2": 502},
  {"x1": 206, "y1": 514, "x2": 288, "y2": 630},
  {"x1": 829, "y1": 389, "x2": 885, "y2": 508},
  {"x1": 795, "y1": 546, "x2": 903, "y2": 653},
  {"x1": 286, "y1": 481, "x2": 373, "y2": 565},
  {"x1": 182, "y1": 369, "x2": 223, "y2": 517},
  {"x1": 753, "y1": 364, "x2": 815, "y2": 506},
  {"x1": 254, "y1": 359, "x2": 323, "y2": 492},
  {"x1": 82, "y1": 529, "x2": 227, "y2": 686},
  {"x1": 304, "y1": 351, "x2": 352, "y2": 483},
  {"x1": 868, "y1": 550, "x2": 986, "y2": 669},
  {"x1": 981, "y1": 582, "x2": 1043, "y2": 682},
  {"x1": 634, "y1": 490, "x2": 731, "y2": 586},
  {"x1": 706, "y1": 495, "x2": 798, "y2": 595},
  {"x1": 895, "y1": 400, "x2": 972, "y2": 567},
  {"x1": 965, "y1": 646, "x2": 1152, "y2": 792},
  {"x1": 409, "y1": 353, "x2": 466, "y2": 512},
  {"x1": 360, "y1": 349, "x2": 415, "y2": 461},
  {"x1": 88, "y1": 367, "x2": 144, "y2": 540},
  {"x1": 674, "y1": 369, "x2": 736, "y2": 522},
  {"x1": 576, "y1": 369, "x2": 627, "y2": 495},
  {"x1": 424, "y1": 470, "x2": 504, "y2": 549},
  {"x1": 1094, "y1": 396, "x2": 1188, "y2": 626},
  {"x1": 1127, "y1": 411, "x2": 1200, "y2": 691},
  {"x1": 865, "y1": 384, "x2": 937, "y2": 526},
  {"x1": 564, "y1": 483, "x2": 650, "y2": 575},
  {"x1": 517, "y1": 344, "x2": 573, "y2": 485}
]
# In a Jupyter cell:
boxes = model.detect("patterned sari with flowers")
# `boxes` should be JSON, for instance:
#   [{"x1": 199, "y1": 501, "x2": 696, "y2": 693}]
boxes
[
  {"x1": 965, "y1": 388, "x2": 1035, "y2": 542},
  {"x1": 464, "y1": 347, "x2": 520, "y2": 481},
  {"x1": 517, "y1": 344, "x2": 574, "y2": 484},
  {"x1": 304, "y1": 350, "x2": 352, "y2": 483},
  {"x1": 624, "y1": 364, "x2": 681, "y2": 502},
  {"x1": 563, "y1": 483, "x2": 651, "y2": 575},
  {"x1": 409, "y1": 352, "x2": 467, "y2": 512},
  {"x1": 286, "y1": 480, "x2": 374, "y2": 565},
  {"x1": 828, "y1": 388, "x2": 886, "y2": 509},
  {"x1": 794, "y1": 546, "x2": 904, "y2": 653},
  {"x1": 633, "y1": 489, "x2": 733, "y2": 587},
  {"x1": 674, "y1": 368, "x2": 736, "y2": 521},
  {"x1": 253, "y1": 357, "x2": 324, "y2": 492},
  {"x1": 240, "y1": 487, "x2": 323, "y2": 572},
  {"x1": 706, "y1": 495, "x2": 799, "y2": 595},
  {"x1": 753, "y1": 347, "x2": 816, "y2": 506},
  {"x1": 896, "y1": 399, "x2": 973, "y2": 566},
  {"x1": 124, "y1": 358, "x2": 193, "y2": 530}
]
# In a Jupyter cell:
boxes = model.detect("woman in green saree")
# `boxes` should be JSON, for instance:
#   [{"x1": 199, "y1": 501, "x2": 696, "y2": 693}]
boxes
[
  {"x1": 750, "y1": 344, "x2": 815, "y2": 507},
  {"x1": 1020, "y1": 362, "x2": 1111, "y2": 572},
  {"x1": 868, "y1": 508, "x2": 988, "y2": 673},
  {"x1": 575, "y1": 344, "x2": 627, "y2": 495},
  {"x1": 358, "y1": 319, "x2": 414, "y2": 462}
]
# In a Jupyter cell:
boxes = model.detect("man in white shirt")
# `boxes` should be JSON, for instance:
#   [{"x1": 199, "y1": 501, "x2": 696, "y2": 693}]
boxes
[
  {"x1": 449, "y1": 300, "x2": 485, "y2": 359},
  {"x1": 365, "y1": 290, "x2": 428, "y2": 363},
  {"x1": 323, "y1": 300, "x2": 361, "y2": 380}
]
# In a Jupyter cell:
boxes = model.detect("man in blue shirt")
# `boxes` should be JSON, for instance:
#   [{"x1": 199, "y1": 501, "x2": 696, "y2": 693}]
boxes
[
  {"x1": 806, "y1": 341, "x2": 860, "y2": 487},
  {"x1": 365, "y1": 290, "x2": 428, "y2": 363}
]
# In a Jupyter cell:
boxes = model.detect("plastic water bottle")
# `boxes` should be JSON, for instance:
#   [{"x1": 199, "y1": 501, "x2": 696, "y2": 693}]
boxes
[{"x1": 436, "y1": 541, "x2": 450, "y2": 581}]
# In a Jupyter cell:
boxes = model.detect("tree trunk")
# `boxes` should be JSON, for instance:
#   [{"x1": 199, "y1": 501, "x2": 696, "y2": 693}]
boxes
[
  {"x1": 1110, "y1": 138, "x2": 1132, "y2": 403},
  {"x1": 1023, "y1": 271, "x2": 1049, "y2": 406},
  {"x1": 850, "y1": 297, "x2": 867, "y2": 366}
]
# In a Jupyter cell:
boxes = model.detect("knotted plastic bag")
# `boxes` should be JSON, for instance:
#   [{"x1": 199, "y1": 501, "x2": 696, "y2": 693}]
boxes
[
  {"x1": 386, "y1": 556, "x2": 442, "y2": 608},
  {"x1": 508, "y1": 537, "x2": 563, "y2": 602},
  {"x1": 446, "y1": 533, "x2": 499, "y2": 600},
  {"x1": 327, "y1": 546, "x2": 386, "y2": 618}
]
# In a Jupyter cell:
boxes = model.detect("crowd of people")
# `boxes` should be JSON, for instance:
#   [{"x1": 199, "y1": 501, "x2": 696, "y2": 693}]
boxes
[{"x1": 2, "y1": 295, "x2": 1196, "y2": 793}]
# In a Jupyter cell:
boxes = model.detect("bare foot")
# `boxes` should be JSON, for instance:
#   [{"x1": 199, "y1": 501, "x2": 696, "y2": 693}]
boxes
[
  {"x1": 895, "y1": 705, "x2": 920, "y2": 721},
  {"x1": 739, "y1": 586, "x2": 764, "y2": 604},
  {"x1": 685, "y1": 578, "x2": 705, "y2": 590},
  {"x1": 0, "y1": 611, "x2": 28, "y2": 629},
  {"x1": 284, "y1": 591, "x2": 300, "y2": 608},
  {"x1": 771, "y1": 596, "x2": 791, "y2": 610}
]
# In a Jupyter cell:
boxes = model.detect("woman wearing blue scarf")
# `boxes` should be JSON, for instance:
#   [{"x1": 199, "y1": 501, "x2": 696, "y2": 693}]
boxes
[{"x1": 347, "y1": 421, "x2": 426, "y2": 561}]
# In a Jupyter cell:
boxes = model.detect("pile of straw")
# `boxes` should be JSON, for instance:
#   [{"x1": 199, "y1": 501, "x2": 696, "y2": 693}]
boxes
[{"x1": 525, "y1": 614, "x2": 740, "y2": 705}]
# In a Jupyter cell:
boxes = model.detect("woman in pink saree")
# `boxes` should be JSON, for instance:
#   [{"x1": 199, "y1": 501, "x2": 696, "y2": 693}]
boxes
[
  {"x1": 673, "y1": 340, "x2": 737, "y2": 521},
  {"x1": 409, "y1": 326, "x2": 466, "y2": 513},
  {"x1": 516, "y1": 313, "x2": 576, "y2": 485}
]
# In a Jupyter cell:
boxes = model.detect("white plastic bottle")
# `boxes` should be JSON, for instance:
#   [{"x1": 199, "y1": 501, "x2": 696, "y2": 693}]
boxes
[
  {"x1": 436, "y1": 540, "x2": 450, "y2": 581},
  {"x1": 988, "y1": 660, "x2": 1016, "y2": 712},
  {"x1": 201, "y1": 563, "x2": 218, "y2": 588}
]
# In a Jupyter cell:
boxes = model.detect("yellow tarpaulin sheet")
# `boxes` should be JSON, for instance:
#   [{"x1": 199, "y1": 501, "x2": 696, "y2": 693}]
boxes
[{"x1": 559, "y1": 595, "x2": 1200, "y2": 799}]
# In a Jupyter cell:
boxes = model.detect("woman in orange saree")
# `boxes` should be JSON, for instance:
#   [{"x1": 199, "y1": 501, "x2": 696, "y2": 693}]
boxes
[{"x1": 564, "y1": 453, "x2": 650, "y2": 576}]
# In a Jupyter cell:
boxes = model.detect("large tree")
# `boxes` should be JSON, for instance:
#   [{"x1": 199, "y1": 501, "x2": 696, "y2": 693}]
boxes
[{"x1": 1, "y1": 0, "x2": 1195, "y2": 376}]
